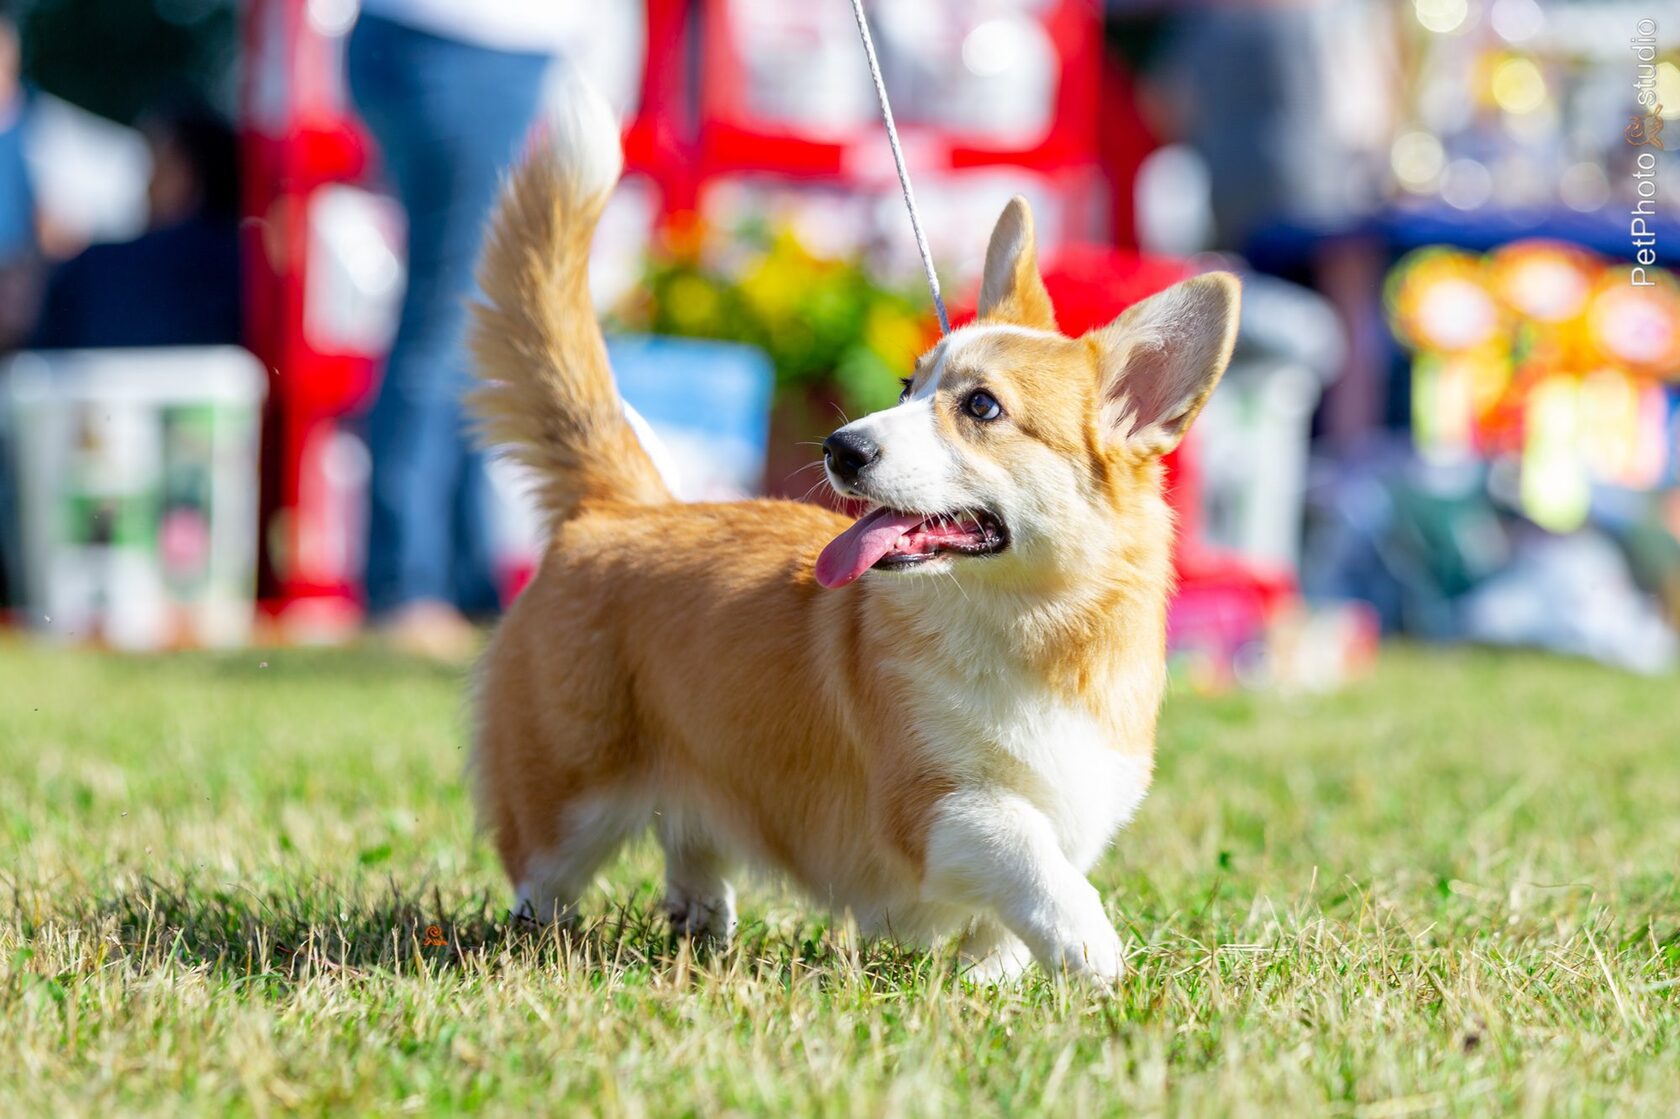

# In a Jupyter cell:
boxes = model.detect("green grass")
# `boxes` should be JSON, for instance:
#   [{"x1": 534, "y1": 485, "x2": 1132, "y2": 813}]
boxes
[{"x1": 2, "y1": 639, "x2": 1677, "y2": 1117}]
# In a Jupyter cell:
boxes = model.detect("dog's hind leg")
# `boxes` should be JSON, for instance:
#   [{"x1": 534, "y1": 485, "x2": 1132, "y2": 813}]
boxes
[
  {"x1": 655, "y1": 811, "x2": 737, "y2": 941},
  {"x1": 476, "y1": 621, "x2": 650, "y2": 929},
  {"x1": 513, "y1": 790, "x2": 649, "y2": 928},
  {"x1": 958, "y1": 918, "x2": 1034, "y2": 985}
]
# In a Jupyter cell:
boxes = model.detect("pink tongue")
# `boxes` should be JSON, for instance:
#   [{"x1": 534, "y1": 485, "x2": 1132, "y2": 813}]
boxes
[{"x1": 815, "y1": 508, "x2": 928, "y2": 589}]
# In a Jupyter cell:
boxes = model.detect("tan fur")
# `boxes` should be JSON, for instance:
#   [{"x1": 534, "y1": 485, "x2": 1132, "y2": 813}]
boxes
[
  {"x1": 467, "y1": 142, "x2": 668, "y2": 530},
  {"x1": 976, "y1": 196, "x2": 1057, "y2": 332},
  {"x1": 468, "y1": 125, "x2": 1240, "y2": 967}
]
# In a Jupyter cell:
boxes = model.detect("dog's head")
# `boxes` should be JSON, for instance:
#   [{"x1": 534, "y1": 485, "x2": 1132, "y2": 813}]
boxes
[{"x1": 815, "y1": 196, "x2": 1241, "y2": 591}]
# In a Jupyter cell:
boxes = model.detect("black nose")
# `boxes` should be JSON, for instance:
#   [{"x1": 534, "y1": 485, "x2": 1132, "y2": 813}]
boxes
[{"x1": 823, "y1": 429, "x2": 880, "y2": 483}]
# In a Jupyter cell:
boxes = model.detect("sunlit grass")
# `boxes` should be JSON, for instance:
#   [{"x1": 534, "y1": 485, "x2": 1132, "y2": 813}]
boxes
[{"x1": 2, "y1": 639, "x2": 1677, "y2": 1115}]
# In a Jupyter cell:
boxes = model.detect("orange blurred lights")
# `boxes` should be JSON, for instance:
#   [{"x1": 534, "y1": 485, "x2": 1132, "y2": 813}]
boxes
[{"x1": 1388, "y1": 241, "x2": 1680, "y2": 529}]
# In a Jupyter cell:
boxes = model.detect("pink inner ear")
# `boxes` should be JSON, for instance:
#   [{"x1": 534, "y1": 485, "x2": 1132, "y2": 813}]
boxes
[
  {"x1": 1093, "y1": 273, "x2": 1240, "y2": 450},
  {"x1": 1103, "y1": 335, "x2": 1186, "y2": 440}
]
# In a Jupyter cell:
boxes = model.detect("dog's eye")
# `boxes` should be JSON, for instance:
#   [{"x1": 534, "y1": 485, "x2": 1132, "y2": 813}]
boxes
[
  {"x1": 898, "y1": 377, "x2": 913, "y2": 403},
  {"x1": 964, "y1": 389, "x2": 1003, "y2": 422}
]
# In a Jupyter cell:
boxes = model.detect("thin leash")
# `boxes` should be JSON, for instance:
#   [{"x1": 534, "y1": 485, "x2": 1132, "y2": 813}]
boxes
[{"x1": 847, "y1": 0, "x2": 951, "y2": 337}]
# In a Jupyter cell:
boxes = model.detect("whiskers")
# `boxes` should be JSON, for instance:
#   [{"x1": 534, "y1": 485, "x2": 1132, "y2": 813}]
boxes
[
  {"x1": 782, "y1": 458, "x2": 841, "y2": 507},
  {"x1": 798, "y1": 478, "x2": 839, "y2": 506},
  {"x1": 935, "y1": 550, "x2": 971, "y2": 604}
]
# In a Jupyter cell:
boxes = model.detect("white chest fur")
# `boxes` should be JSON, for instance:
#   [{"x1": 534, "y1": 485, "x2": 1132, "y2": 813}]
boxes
[
  {"x1": 1010, "y1": 703, "x2": 1152, "y2": 870},
  {"x1": 898, "y1": 655, "x2": 1154, "y2": 871}
]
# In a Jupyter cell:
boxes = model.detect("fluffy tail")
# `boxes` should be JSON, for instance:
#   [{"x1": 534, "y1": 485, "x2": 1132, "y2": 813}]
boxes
[{"x1": 469, "y1": 76, "x2": 670, "y2": 529}]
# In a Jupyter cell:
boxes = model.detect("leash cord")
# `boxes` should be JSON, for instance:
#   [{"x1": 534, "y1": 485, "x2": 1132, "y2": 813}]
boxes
[{"x1": 847, "y1": 0, "x2": 951, "y2": 336}]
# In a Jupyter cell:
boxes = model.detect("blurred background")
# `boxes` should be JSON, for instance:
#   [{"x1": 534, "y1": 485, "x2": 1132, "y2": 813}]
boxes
[{"x1": 0, "y1": 0, "x2": 1676, "y2": 687}]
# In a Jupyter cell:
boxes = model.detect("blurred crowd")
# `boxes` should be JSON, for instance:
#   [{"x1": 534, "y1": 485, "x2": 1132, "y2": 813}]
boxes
[{"x1": 1, "y1": 13, "x2": 242, "y2": 352}]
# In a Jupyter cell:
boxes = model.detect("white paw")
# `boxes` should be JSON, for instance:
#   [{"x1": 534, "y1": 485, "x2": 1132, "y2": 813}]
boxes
[
  {"x1": 967, "y1": 920, "x2": 1028, "y2": 981},
  {"x1": 1050, "y1": 926, "x2": 1126, "y2": 985},
  {"x1": 961, "y1": 931, "x2": 1034, "y2": 986},
  {"x1": 662, "y1": 889, "x2": 737, "y2": 941},
  {"x1": 512, "y1": 889, "x2": 583, "y2": 930}
]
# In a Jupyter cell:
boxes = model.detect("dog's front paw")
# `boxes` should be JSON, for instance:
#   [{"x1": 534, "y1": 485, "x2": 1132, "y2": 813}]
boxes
[{"x1": 1049, "y1": 927, "x2": 1126, "y2": 986}]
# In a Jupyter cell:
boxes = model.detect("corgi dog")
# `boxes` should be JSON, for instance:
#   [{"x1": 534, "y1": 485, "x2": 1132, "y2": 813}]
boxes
[{"x1": 468, "y1": 83, "x2": 1240, "y2": 983}]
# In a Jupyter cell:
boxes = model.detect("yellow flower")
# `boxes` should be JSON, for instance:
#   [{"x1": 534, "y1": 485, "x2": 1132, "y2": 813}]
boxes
[
  {"x1": 863, "y1": 305, "x2": 928, "y2": 367},
  {"x1": 667, "y1": 274, "x2": 723, "y2": 333}
]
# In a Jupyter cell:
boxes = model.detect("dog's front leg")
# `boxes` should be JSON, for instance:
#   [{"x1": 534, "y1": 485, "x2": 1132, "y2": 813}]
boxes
[{"x1": 922, "y1": 792, "x2": 1124, "y2": 982}]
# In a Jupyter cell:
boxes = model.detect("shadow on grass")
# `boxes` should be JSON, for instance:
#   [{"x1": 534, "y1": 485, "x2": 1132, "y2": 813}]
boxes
[{"x1": 25, "y1": 876, "x2": 944, "y2": 992}]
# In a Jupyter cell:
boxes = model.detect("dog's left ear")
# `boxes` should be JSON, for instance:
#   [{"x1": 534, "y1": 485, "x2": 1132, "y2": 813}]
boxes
[
  {"x1": 976, "y1": 196, "x2": 1057, "y2": 331},
  {"x1": 1087, "y1": 272, "x2": 1241, "y2": 457}
]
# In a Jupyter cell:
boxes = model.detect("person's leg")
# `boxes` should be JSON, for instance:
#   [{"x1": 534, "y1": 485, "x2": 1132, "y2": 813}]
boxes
[
  {"x1": 417, "y1": 49, "x2": 550, "y2": 617},
  {"x1": 451, "y1": 445, "x2": 502, "y2": 616},
  {"x1": 347, "y1": 16, "x2": 549, "y2": 618}
]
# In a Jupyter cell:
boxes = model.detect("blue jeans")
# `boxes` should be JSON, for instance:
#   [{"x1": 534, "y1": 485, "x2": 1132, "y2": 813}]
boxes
[{"x1": 347, "y1": 15, "x2": 551, "y2": 616}]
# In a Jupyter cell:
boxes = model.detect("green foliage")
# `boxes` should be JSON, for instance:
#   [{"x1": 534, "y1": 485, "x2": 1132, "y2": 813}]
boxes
[
  {"x1": 616, "y1": 220, "x2": 934, "y2": 416},
  {"x1": 2, "y1": 641, "x2": 1678, "y2": 1115}
]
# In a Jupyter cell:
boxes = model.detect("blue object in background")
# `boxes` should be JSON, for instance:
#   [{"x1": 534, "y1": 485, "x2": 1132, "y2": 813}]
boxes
[
  {"x1": 606, "y1": 334, "x2": 775, "y2": 499},
  {"x1": 0, "y1": 101, "x2": 33, "y2": 263}
]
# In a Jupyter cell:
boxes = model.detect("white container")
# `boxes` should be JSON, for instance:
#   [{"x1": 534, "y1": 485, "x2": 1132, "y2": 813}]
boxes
[
  {"x1": 1194, "y1": 360, "x2": 1322, "y2": 573},
  {"x1": 2, "y1": 347, "x2": 267, "y2": 649}
]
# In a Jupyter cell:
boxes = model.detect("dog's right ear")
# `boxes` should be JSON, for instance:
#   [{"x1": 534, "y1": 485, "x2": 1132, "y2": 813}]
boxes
[{"x1": 976, "y1": 196, "x2": 1057, "y2": 332}]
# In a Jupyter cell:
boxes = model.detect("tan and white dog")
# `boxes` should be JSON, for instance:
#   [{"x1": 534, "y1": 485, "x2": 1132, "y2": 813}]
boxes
[{"x1": 468, "y1": 84, "x2": 1240, "y2": 982}]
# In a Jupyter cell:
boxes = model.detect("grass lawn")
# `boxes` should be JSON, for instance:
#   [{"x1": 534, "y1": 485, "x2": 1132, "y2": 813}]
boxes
[{"x1": 2, "y1": 639, "x2": 1677, "y2": 1116}]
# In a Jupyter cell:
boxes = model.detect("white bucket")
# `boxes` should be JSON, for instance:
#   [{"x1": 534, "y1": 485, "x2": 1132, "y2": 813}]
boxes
[{"x1": 2, "y1": 347, "x2": 267, "y2": 649}]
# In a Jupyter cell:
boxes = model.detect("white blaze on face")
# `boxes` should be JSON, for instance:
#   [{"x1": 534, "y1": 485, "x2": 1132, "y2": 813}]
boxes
[
  {"x1": 825, "y1": 334, "x2": 954, "y2": 510},
  {"x1": 831, "y1": 397, "x2": 962, "y2": 512},
  {"x1": 825, "y1": 324, "x2": 1052, "y2": 511},
  {"x1": 904, "y1": 323, "x2": 1057, "y2": 404}
]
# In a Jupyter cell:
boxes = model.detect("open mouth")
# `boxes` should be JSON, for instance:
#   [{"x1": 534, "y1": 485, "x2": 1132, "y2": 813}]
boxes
[{"x1": 814, "y1": 506, "x2": 1009, "y2": 589}]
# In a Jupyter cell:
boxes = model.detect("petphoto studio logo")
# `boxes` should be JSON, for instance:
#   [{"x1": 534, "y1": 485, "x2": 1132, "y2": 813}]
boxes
[{"x1": 1628, "y1": 18, "x2": 1663, "y2": 285}]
